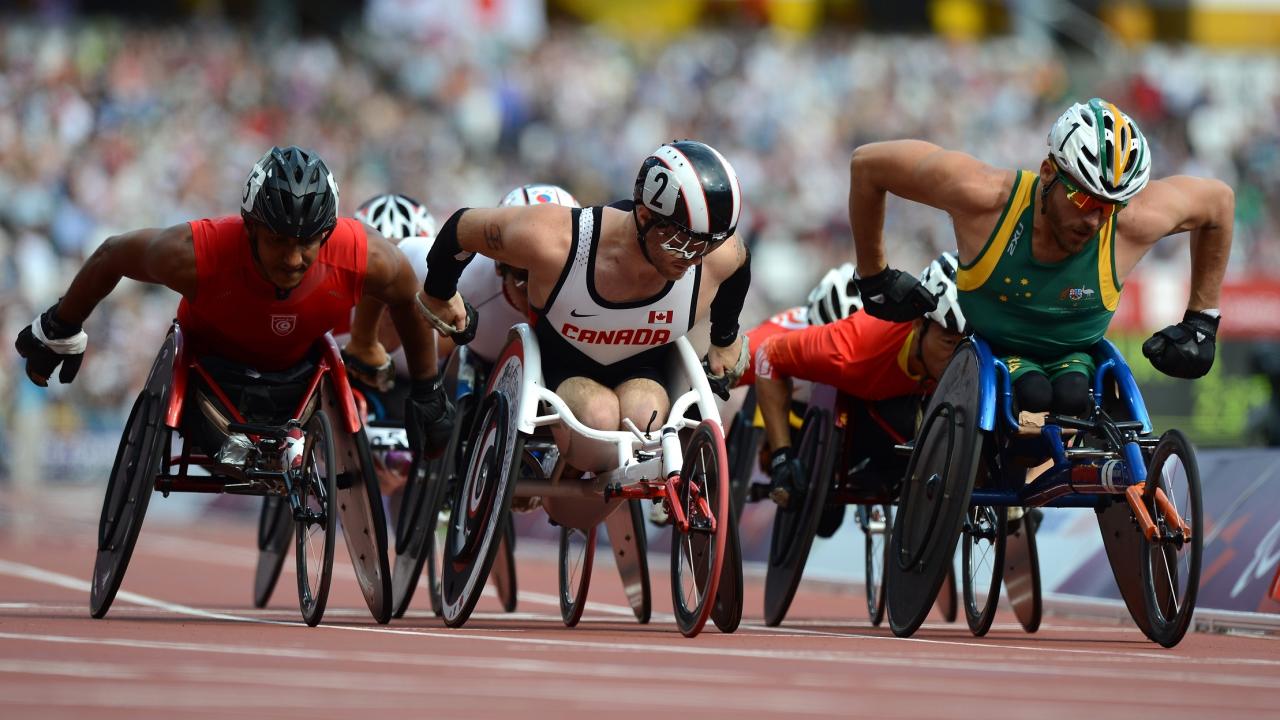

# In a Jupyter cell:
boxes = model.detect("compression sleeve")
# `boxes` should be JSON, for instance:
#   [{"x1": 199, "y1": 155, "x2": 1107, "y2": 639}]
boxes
[
  {"x1": 423, "y1": 208, "x2": 474, "y2": 300},
  {"x1": 709, "y1": 246, "x2": 751, "y2": 347}
]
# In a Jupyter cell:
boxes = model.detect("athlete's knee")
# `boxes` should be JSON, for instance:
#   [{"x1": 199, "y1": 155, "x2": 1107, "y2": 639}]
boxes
[
  {"x1": 1014, "y1": 372, "x2": 1052, "y2": 414},
  {"x1": 617, "y1": 378, "x2": 668, "y2": 430},
  {"x1": 557, "y1": 377, "x2": 620, "y2": 431},
  {"x1": 1051, "y1": 373, "x2": 1092, "y2": 417}
]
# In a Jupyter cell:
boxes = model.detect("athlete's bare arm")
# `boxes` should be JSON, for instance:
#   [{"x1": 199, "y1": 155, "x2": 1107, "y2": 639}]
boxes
[
  {"x1": 848, "y1": 140, "x2": 1010, "y2": 272},
  {"x1": 361, "y1": 230, "x2": 438, "y2": 381},
  {"x1": 56, "y1": 223, "x2": 197, "y2": 326},
  {"x1": 1113, "y1": 176, "x2": 1235, "y2": 311}
]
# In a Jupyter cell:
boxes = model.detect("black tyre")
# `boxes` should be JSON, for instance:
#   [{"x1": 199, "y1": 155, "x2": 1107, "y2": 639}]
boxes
[
  {"x1": 763, "y1": 407, "x2": 837, "y2": 627},
  {"x1": 961, "y1": 505, "x2": 1007, "y2": 637},
  {"x1": 1140, "y1": 429, "x2": 1203, "y2": 648},
  {"x1": 335, "y1": 428, "x2": 393, "y2": 624},
  {"x1": 857, "y1": 503, "x2": 893, "y2": 626},
  {"x1": 391, "y1": 455, "x2": 435, "y2": 619},
  {"x1": 91, "y1": 334, "x2": 175, "y2": 619},
  {"x1": 727, "y1": 389, "x2": 764, "y2": 519},
  {"x1": 937, "y1": 564, "x2": 959, "y2": 623},
  {"x1": 558, "y1": 526, "x2": 595, "y2": 627},
  {"x1": 440, "y1": 391, "x2": 523, "y2": 628},
  {"x1": 253, "y1": 495, "x2": 292, "y2": 608},
  {"x1": 670, "y1": 420, "x2": 730, "y2": 638},
  {"x1": 711, "y1": 502, "x2": 744, "y2": 634},
  {"x1": 1004, "y1": 509, "x2": 1042, "y2": 633},
  {"x1": 492, "y1": 515, "x2": 518, "y2": 613},
  {"x1": 296, "y1": 410, "x2": 338, "y2": 627},
  {"x1": 887, "y1": 341, "x2": 985, "y2": 638}
]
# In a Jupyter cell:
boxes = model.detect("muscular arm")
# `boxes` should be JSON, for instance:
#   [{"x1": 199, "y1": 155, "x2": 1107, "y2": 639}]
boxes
[
  {"x1": 848, "y1": 140, "x2": 1007, "y2": 273},
  {"x1": 56, "y1": 224, "x2": 197, "y2": 326},
  {"x1": 423, "y1": 205, "x2": 566, "y2": 301},
  {"x1": 1121, "y1": 176, "x2": 1235, "y2": 311},
  {"x1": 362, "y1": 230, "x2": 438, "y2": 380}
]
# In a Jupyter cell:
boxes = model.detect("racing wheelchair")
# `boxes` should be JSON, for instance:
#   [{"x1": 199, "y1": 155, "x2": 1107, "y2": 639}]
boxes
[
  {"x1": 94, "y1": 322, "x2": 392, "y2": 627},
  {"x1": 437, "y1": 324, "x2": 742, "y2": 637},
  {"x1": 726, "y1": 386, "x2": 967, "y2": 628},
  {"x1": 888, "y1": 336, "x2": 1201, "y2": 647}
]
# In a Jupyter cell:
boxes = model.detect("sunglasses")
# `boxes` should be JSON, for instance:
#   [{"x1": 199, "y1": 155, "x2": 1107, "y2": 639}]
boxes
[
  {"x1": 1053, "y1": 162, "x2": 1126, "y2": 218},
  {"x1": 654, "y1": 222, "x2": 724, "y2": 261}
]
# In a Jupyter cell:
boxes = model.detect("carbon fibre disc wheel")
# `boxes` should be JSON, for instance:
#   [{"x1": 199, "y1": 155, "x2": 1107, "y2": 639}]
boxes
[
  {"x1": 253, "y1": 495, "x2": 293, "y2": 609},
  {"x1": 336, "y1": 428, "x2": 393, "y2": 624},
  {"x1": 1004, "y1": 509, "x2": 1043, "y2": 633},
  {"x1": 887, "y1": 341, "x2": 984, "y2": 638},
  {"x1": 763, "y1": 407, "x2": 837, "y2": 627},
  {"x1": 711, "y1": 502, "x2": 744, "y2": 634}
]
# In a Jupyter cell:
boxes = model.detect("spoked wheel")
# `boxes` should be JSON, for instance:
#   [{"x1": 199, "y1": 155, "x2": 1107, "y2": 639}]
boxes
[
  {"x1": 670, "y1": 420, "x2": 731, "y2": 638},
  {"x1": 558, "y1": 526, "x2": 596, "y2": 627},
  {"x1": 440, "y1": 391, "x2": 523, "y2": 628},
  {"x1": 605, "y1": 498, "x2": 652, "y2": 624},
  {"x1": 1139, "y1": 429, "x2": 1203, "y2": 648},
  {"x1": 857, "y1": 503, "x2": 893, "y2": 626},
  {"x1": 961, "y1": 505, "x2": 1007, "y2": 636},
  {"x1": 253, "y1": 495, "x2": 293, "y2": 608},
  {"x1": 334, "y1": 429, "x2": 393, "y2": 624},
  {"x1": 763, "y1": 406, "x2": 837, "y2": 627},
  {"x1": 711, "y1": 502, "x2": 744, "y2": 634},
  {"x1": 727, "y1": 388, "x2": 765, "y2": 520},
  {"x1": 1004, "y1": 508, "x2": 1043, "y2": 633},
  {"x1": 296, "y1": 410, "x2": 339, "y2": 627},
  {"x1": 492, "y1": 515, "x2": 518, "y2": 613},
  {"x1": 391, "y1": 455, "x2": 436, "y2": 618},
  {"x1": 887, "y1": 341, "x2": 985, "y2": 638},
  {"x1": 91, "y1": 333, "x2": 175, "y2": 619}
]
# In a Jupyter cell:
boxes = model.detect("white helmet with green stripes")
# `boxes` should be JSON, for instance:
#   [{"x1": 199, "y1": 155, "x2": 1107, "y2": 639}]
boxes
[{"x1": 1048, "y1": 98, "x2": 1151, "y2": 203}]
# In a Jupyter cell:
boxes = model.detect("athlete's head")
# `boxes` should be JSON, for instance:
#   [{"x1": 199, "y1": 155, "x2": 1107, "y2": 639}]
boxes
[
  {"x1": 806, "y1": 263, "x2": 861, "y2": 326},
  {"x1": 241, "y1": 145, "x2": 339, "y2": 292},
  {"x1": 355, "y1": 193, "x2": 436, "y2": 242},
  {"x1": 632, "y1": 140, "x2": 742, "y2": 280},
  {"x1": 914, "y1": 252, "x2": 967, "y2": 381},
  {"x1": 1041, "y1": 99, "x2": 1150, "y2": 255},
  {"x1": 495, "y1": 183, "x2": 581, "y2": 314}
]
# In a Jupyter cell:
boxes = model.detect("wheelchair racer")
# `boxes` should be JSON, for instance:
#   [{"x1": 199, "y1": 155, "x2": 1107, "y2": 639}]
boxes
[
  {"x1": 14, "y1": 145, "x2": 455, "y2": 461},
  {"x1": 416, "y1": 140, "x2": 752, "y2": 442},
  {"x1": 759, "y1": 254, "x2": 968, "y2": 510},
  {"x1": 845, "y1": 98, "x2": 1233, "y2": 418}
]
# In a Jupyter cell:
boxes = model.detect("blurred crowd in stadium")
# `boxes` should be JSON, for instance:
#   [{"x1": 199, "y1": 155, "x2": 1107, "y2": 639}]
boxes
[{"x1": 3, "y1": 15, "x2": 1280, "y2": 476}]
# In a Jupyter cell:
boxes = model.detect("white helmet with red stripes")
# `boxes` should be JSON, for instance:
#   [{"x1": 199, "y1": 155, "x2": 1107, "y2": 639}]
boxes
[
  {"x1": 500, "y1": 183, "x2": 580, "y2": 208},
  {"x1": 633, "y1": 139, "x2": 742, "y2": 258}
]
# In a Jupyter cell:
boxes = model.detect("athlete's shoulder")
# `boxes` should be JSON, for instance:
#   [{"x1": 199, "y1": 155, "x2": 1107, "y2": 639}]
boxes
[{"x1": 189, "y1": 215, "x2": 245, "y2": 241}]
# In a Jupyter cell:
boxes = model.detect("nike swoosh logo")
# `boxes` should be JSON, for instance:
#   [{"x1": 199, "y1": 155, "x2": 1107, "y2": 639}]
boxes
[{"x1": 569, "y1": 309, "x2": 597, "y2": 318}]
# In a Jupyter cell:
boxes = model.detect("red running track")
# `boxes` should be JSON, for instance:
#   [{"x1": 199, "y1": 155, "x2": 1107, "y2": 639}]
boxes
[{"x1": 0, "y1": 491, "x2": 1277, "y2": 720}]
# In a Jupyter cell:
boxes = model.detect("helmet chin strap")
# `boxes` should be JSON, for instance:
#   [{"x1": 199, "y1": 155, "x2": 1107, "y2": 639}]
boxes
[
  {"x1": 1040, "y1": 174, "x2": 1058, "y2": 215},
  {"x1": 632, "y1": 206, "x2": 659, "y2": 266}
]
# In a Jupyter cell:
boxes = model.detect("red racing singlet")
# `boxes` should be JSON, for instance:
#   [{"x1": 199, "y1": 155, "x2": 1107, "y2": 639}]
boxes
[
  {"x1": 758, "y1": 311, "x2": 928, "y2": 401},
  {"x1": 176, "y1": 216, "x2": 367, "y2": 371}
]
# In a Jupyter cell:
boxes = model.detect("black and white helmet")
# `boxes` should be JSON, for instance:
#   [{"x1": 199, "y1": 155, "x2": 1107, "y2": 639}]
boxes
[
  {"x1": 919, "y1": 252, "x2": 967, "y2": 334},
  {"x1": 240, "y1": 145, "x2": 339, "y2": 239},
  {"x1": 354, "y1": 194, "x2": 436, "y2": 241},
  {"x1": 806, "y1": 262, "x2": 861, "y2": 326},
  {"x1": 500, "y1": 183, "x2": 581, "y2": 208},
  {"x1": 633, "y1": 140, "x2": 741, "y2": 258}
]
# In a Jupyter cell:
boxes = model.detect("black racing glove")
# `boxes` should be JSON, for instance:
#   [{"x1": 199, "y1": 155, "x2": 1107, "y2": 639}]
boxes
[
  {"x1": 854, "y1": 267, "x2": 938, "y2": 323},
  {"x1": 1142, "y1": 310, "x2": 1220, "y2": 380},
  {"x1": 15, "y1": 303, "x2": 87, "y2": 387},
  {"x1": 767, "y1": 447, "x2": 807, "y2": 511},
  {"x1": 404, "y1": 376, "x2": 455, "y2": 459}
]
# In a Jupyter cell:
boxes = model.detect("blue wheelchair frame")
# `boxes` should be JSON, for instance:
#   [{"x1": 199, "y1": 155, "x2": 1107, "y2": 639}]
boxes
[{"x1": 966, "y1": 335, "x2": 1156, "y2": 510}]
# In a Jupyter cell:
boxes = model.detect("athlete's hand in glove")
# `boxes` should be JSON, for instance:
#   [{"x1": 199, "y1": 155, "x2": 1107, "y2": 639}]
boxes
[
  {"x1": 1142, "y1": 310, "x2": 1219, "y2": 379},
  {"x1": 703, "y1": 334, "x2": 749, "y2": 400},
  {"x1": 341, "y1": 342, "x2": 395, "y2": 392},
  {"x1": 854, "y1": 267, "x2": 938, "y2": 323},
  {"x1": 415, "y1": 291, "x2": 479, "y2": 345},
  {"x1": 404, "y1": 376, "x2": 455, "y2": 459},
  {"x1": 15, "y1": 304, "x2": 88, "y2": 387}
]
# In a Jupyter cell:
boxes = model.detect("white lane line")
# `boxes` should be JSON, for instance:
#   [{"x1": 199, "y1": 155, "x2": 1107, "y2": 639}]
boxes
[
  {"x1": 0, "y1": 659, "x2": 143, "y2": 680},
  {"x1": 5, "y1": 554, "x2": 1280, "y2": 682}
]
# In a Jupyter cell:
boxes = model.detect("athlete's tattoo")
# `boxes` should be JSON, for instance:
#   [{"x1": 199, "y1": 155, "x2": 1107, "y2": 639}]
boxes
[{"x1": 484, "y1": 223, "x2": 503, "y2": 251}]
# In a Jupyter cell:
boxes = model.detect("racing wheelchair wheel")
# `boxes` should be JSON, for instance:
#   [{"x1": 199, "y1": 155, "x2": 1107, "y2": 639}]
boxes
[
  {"x1": 857, "y1": 503, "x2": 893, "y2": 626},
  {"x1": 887, "y1": 341, "x2": 985, "y2": 638},
  {"x1": 334, "y1": 427, "x2": 393, "y2": 624},
  {"x1": 670, "y1": 419, "x2": 731, "y2": 638},
  {"x1": 296, "y1": 409, "x2": 339, "y2": 627},
  {"x1": 559, "y1": 526, "x2": 596, "y2": 627},
  {"x1": 711, "y1": 500, "x2": 745, "y2": 633},
  {"x1": 253, "y1": 495, "x2": 293, "y2": 608},
  {"x1": 727, "y1": 387, "x2": 765, "y2": 520},
  {"x1": 1004, "y1": 508, "x2": 1043, "y2": 633},
  {"x1": 492, "y1": 514, "x2": 518, "y2": 613},
  {"x1": 440, "y1": 391, "x2": 523, "y2": 628},
  {"x1": 961, "y1": 504, "x2": 1007, "y2": 637},
  {"x1": 605, "y1": 498, "x2": 652, "y2": 624},
  {"x1": 91, "y1": 334, "x2": 174, "y2": 619},
  {"x1": 763, "y1": 406, "x2": 838, "y2": 627},
  {"x1": 1139, "y1": 429, "x2": 1203, "y2": 648}
]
